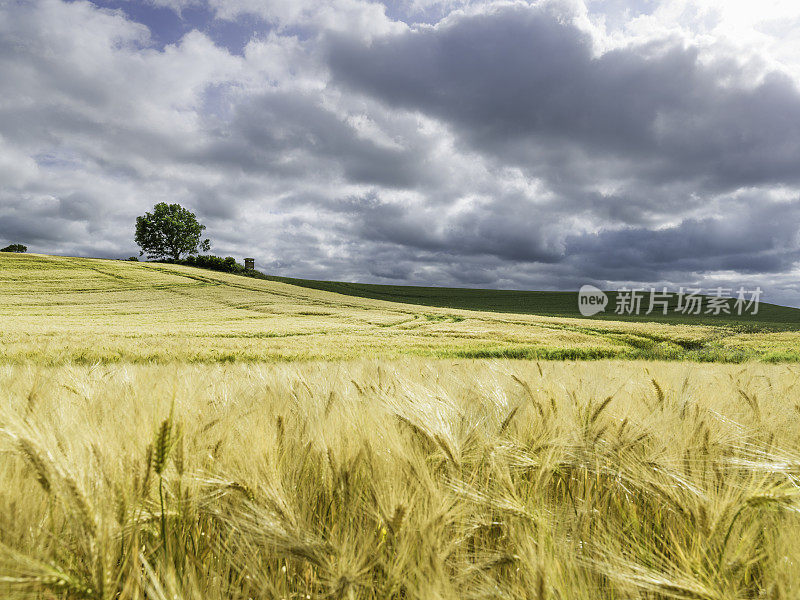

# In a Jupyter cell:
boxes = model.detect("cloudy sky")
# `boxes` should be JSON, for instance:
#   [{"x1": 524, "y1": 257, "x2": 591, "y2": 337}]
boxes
[{"x1": 1, "y1": 0, "x2": 800, "y2": 306}]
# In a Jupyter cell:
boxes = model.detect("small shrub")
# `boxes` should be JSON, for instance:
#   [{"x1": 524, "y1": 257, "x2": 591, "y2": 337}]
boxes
[
  {"x1": 181, "y1": 254, "x2": 247, "y2": 274},
  {"x1": 149, "y1": 254, "x2": 270, "y2": 281}
]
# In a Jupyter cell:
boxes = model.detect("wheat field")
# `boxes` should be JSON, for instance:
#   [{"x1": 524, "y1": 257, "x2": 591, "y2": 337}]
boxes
[
  {"x1": 1, "y1": 253, "x2": 798, "y2": 363},
  {"x1": 2, "y1": 360, "x2": 800, "y2": 599},
  {"x1": 2, "y1": 254, "x2": 800, "y2": 599}
]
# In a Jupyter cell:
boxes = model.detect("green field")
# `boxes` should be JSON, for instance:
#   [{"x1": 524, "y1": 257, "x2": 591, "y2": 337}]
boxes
[
  {"x1": 264, "y1": 275, "x2": 800, "y2": 329},
  {"x1": 1, "y1": 253, "x2": 799, "y2": 364}
]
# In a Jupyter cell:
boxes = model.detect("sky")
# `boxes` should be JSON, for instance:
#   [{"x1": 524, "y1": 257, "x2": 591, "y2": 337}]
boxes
[{"x1": 1, "y1": 0, "x2": 800, "y2": 306}]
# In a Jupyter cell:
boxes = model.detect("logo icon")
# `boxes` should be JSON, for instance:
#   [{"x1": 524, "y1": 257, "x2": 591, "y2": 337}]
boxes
[{"x1": 578, "y1": 285, "x2": 608, "y2": 317}]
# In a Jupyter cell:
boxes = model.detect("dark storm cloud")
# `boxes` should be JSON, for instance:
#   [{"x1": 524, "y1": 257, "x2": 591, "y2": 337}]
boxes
[
  {"x1": 326, "y1": 5, "x2": 800, "y2": 190},
  {"x1": 330, "y1": 192, "x2": 563, "y2": 263},
  {"x1": 565, "y1": 202, "x2": 800, "y2": 280},
  {"x1": 190, "y1": 89, "x2": 443, "y2": 193},
  {"x1": 225, "y1": 92, "x2": 432, "y2": 187},
  {"x1": 55, "y1": 193, "x2": 105, "y2": 221},
  {"x1": 0, "y1": 207, "x2": 84, "y2": 245}
]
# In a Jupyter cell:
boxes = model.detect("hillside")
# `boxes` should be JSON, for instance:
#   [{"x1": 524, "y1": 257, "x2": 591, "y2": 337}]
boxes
[
  {"x1": 3, "y1": 255, "x2": 800, "y2": 598},
  {"x1": 265, "y1": 276, "x2": 800, "y2": 329},
  {"x1": 1, "y1": 253, "x2": 799, "y2": 363}
]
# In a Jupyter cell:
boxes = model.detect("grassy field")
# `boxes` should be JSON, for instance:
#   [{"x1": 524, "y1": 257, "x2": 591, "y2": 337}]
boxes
[
  {"x1": 1, "y1": 253, "x2": 799, "y2": 363},
  {"x1": 3, "y1": 253, "x2": 800, "y2": 599},
  {"x1": 264, "y1": 275, "x2": 800, "y2": 329},
  {"x1": 3, "y1": 360, "x2": 800, "y2": 599}
]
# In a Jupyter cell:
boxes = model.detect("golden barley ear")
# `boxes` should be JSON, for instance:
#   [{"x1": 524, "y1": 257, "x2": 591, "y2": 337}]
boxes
[
  {"x1": 153, "y1": 417, "x2": 173, "y2": 476},
  {"x1": 388, "y1": 504, "x2": 406, "y2": 536},
  {"x1": 590, "y1": 395, "x2": 614, "y2": 424},
  {"x1": 63, "y1": 475, "x2": 97, "y2": 538},
  {"x1": 324, "y1": 391, "x2": 337, "y2": 416},
  {"x1": 114, "y1": 485, "x2": 127, "y2": 526},
  {"x1": 738, "y1": 388, "x2": 761, "y2": 420},
  {"x1": 511, "y1": 374, "x2": 533, "y2": 398},
  {"x1": 499, "y1": 405, "x2": 520, "y2": 435},
  {"x1": 651, "y1": 378, "x2": 665, "y2": 406},
  {"x1": 18, "y1": 438, "x2": 52, "y2": 494},
  {"x1": 25, "y1": 380, "x2": 41, "y2": 418},
  {"x1": 227, "y1": 481, "x2": 256, "y2": 502},
  {"x1": 434, "y1": 434, "x2": 459, "y2": 469},
  {"x1": 275, "y1": 415, "x2": 285, "y2": 448}
]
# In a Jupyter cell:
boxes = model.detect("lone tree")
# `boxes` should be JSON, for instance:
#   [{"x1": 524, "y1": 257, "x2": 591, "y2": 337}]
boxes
[
  {"x1": 1, "y1": 243, "x2": 27, "y2": 253},
  {"x1": 135, "y1": 203, "x2": 210, "y2": 261}
]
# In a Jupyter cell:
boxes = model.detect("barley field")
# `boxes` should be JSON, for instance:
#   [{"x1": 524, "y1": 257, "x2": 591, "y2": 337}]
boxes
[
  {"x1": 0, "y1": 253, "x2": 798, "y2": 364},
  {"x1": 2, "y1": 361, "x2": 800, "y2": 599},
  {"x1": 2, "y1": 254, "x2": 800, "y2": 599}
]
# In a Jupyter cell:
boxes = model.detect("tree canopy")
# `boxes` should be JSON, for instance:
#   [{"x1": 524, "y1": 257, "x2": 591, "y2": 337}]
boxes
[
  {"x1": 1, "y1": 244, "x2": 27, "y2": 253},
  {"x1": 135, "y1": 203, "x2": 210, "y2": 261}
]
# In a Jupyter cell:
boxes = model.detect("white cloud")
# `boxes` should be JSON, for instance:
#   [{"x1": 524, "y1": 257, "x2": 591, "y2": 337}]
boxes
[
  {"x1": 0, "y1": 136, "x2": 39, "y2": 187},
  {"x1": 210, "y1": 0, "x2": 404, "y2": 39},
  {"x1": 593, "y1": 0, "x2": 800, "y2": 84}
]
